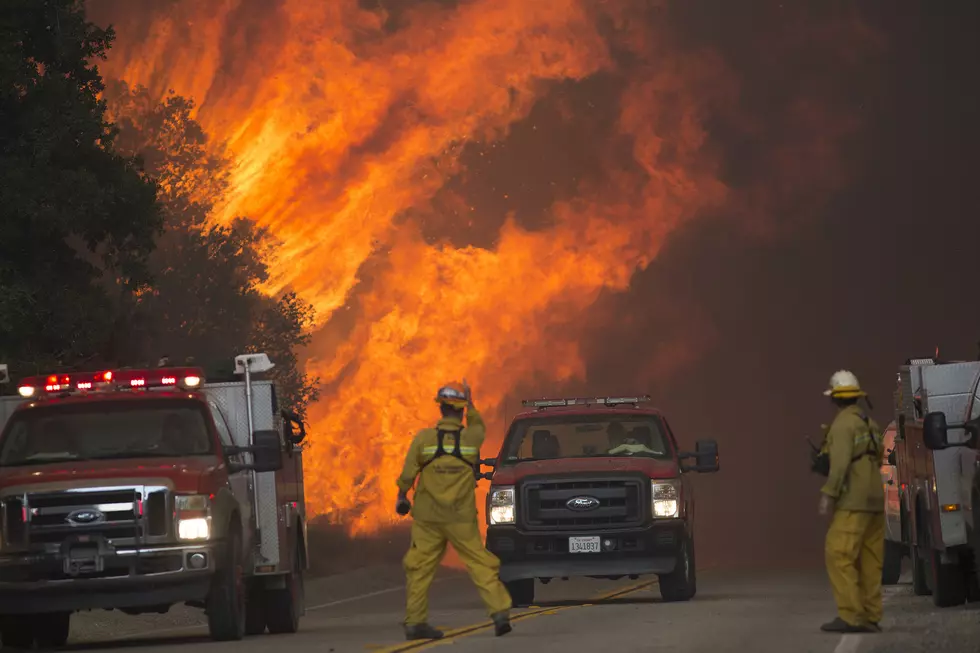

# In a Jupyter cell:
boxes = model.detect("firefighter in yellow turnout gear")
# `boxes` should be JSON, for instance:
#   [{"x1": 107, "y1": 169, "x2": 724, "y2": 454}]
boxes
[
  {"x1": 817, "y1": 370, "x2": 886, "y2": 634},
  {"x1": 395, "y1": 381, "x2": 513, "y2": 641}
]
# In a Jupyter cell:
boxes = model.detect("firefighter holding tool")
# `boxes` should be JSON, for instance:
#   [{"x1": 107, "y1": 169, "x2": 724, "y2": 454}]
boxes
[
  {"x1": 395, "y1": 380, "x2": 513, "y2": 641},
  {"x1": 815, "y1": 370, "x2": 885, "y2": 634}
]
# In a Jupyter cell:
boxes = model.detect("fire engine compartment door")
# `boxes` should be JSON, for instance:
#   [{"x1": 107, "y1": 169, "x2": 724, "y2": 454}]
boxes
[
  {"x1": 203, "y1": 380, "x2": 282, "y2": 567},
  {"x1": 921, "y1": 362, "x2": 980, "y2": 547}
]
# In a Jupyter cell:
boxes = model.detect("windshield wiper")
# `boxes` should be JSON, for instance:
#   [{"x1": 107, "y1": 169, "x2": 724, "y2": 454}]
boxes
[{"x1": 0, "y1": 456, "x2": 89, "y2": 467}]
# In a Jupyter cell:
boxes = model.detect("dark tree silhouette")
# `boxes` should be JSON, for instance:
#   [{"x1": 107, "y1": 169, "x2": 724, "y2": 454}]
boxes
[{"x1": 0, "y1": 0, "x2": 161, "y2": 374}]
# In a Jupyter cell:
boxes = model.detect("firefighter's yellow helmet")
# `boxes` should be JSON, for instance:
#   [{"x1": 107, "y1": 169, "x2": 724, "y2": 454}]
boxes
[
  {"x1": 435, "y1": 382, "x2": 468, "y2": 408},
  {"x1": 823, "y1": 370, "x2": 867, "y2": 399}
]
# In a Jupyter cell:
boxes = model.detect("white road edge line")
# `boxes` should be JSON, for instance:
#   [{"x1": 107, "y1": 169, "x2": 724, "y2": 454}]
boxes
[
  {"x1": 834, "y1": 634, "x2": 862, "y2": 653},
  {"x1": 112, "y1": 578, "x2": 451, "y2": 641}
]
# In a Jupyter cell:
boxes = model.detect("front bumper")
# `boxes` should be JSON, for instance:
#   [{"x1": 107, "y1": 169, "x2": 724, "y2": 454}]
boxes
[
  {"x1": 487, "y1": 520, "x2": 687, "y2": 582},
  {"x1": 0, "y1": 543, "x2": 217, "y2": 613}
]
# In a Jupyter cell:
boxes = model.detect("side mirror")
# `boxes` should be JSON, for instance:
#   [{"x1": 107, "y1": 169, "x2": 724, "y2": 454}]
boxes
[
  {"x1": 694, "y1": 439, "x2": 719, "y2": 472},
  {"x1": 252, "y1": 429, "x2": 284, "y2": 472},
  {"x1": 281, "y1": 409, "x2": 307, "y2": 445},
  {"x1": 923, "y1": 412, "x2": 949, "y2": 450},
  {"x1": 681, "y1": 440, "x2": 719, "y2": 473}
]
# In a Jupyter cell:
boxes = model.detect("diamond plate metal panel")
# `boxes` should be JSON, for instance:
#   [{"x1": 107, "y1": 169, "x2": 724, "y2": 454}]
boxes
[{"x1": 202, "y1": 380, "x2": 281, "y2": 566}]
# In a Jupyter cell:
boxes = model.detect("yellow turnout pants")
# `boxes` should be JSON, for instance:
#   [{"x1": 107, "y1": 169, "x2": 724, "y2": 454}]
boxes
[
  {"x1": 403, "y1": 519, "x2": 512, "y2": 625},
  {"x1": 825, "y1": 509, "x2": 885, "y2": 626}
]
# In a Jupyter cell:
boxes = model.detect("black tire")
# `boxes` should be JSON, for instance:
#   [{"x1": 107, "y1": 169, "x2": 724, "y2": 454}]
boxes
[
  {"x1": 505, "y1": 579, "x2": 535, "y2": 607},
  {"x1": 245, "y1": 580, "x2": 267, "y2": 635},
  {"x1": 917, "y1": 504, "x2": 967, "y2": 607},
  {"x1": 659, "y1": 536, "x2": 696, "y2": 602},
  {"x1": 882, "y1": 540, "x2": 903, "y2": 585},
  {"x1": 33, "y1": 613, "x2": 71, "y2": 649},
  {"x1": 0, "y1": 615, "x2": 35, "y2": 649},
  {"x1": 911, "y1": 545, "x2": 931, "y2": 596},
  {"x1": 928, "y1": 547, "x2": 967, "y2": 607},
  {"x1": 207, "y1": 530, "x2": 247, "y2": 641},
  {"x1": 265, "y1": 542, "x2": 304, "y2": 634}
]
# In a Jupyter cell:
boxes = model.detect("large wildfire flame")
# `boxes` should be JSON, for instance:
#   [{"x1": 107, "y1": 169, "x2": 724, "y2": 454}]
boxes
[{"x1": 89, "y1": 0, "x2": 871, "y2": 534}]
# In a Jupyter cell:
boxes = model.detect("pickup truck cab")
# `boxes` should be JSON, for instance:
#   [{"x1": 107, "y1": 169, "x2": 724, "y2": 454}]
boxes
[
  {"x1": 0, "y1": 354, "x2": 308, "y2": 646},
  {"x1": 482, "y1": 395, "x2": 719, "y2": 606}
]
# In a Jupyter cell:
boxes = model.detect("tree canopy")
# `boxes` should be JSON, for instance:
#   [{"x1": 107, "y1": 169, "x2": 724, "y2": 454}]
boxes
[
  {"x1": 0, "y1": 0, "x2": 160, "y2": 372},
  {"x1": 0, "y1": 1, "x2": 319, "y2": 418}
]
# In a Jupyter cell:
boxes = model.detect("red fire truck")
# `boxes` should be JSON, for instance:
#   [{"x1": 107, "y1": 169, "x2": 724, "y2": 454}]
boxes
[{"x1": 0, "y1": 353, "x2": 308, "y2": 646}]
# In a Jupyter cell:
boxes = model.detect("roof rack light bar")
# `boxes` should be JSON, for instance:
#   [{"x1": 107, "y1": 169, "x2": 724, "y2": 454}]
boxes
[{"x1": 522, "y1": 395, "x2": 652, "y2": 409}]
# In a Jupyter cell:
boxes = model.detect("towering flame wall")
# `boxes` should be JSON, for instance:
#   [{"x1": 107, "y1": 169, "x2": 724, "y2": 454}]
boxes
[{"x1": 87, "y1": 0, "x2": 878, "y2": 535}]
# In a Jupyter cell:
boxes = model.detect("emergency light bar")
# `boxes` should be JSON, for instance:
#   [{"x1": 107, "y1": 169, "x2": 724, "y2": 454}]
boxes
[
  {"x1": 522, "y1": 395, "x2": 652, "y2": 409},
  {"x1": 17, "y1": 367, "x2": 204, "y2": 398}
]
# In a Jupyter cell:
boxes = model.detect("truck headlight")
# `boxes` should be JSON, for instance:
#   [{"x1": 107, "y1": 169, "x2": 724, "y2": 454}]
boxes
[
  {"x1": 175, "y1": 494, "x2": 210, "y2": 512},
  {"x1": 489, "y1": 486, "x2": 516, "y2": 525},
  {"x1": 652, "y1": 480, "x2": 680, "y2": 519},
  {"x1": 177, "y1": 517, "x2": 211, "y2": 540}
]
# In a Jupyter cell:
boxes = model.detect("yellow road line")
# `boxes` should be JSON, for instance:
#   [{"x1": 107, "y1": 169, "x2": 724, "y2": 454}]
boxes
[{"x1": 368, "y1": 579, "x2": 656, "y2": 653}]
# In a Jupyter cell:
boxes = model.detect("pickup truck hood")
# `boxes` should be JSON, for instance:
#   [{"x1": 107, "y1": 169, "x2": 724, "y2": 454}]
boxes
[
  {"x1": 490, "y1": 456, "x2": 680, "y2": 484},
  {"x1": 0, "y1": 457, "x2": 221, "y2": 495}
]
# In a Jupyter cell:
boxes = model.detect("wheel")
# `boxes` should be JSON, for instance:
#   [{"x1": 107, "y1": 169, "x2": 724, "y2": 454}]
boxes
[
  {"x1": 917, "y1": 506, "x2": 967, "y2": 607},
  {"x1": 911, "y1": 545, "x2": 931, "y2": 596},
  {"x1": 505, "y1": 579, "x2": 534, "y2": 607},
  {"x1": 0, "y1": 615, "x2": 35, "y2": 649},
  {"x1": 265, "y1": 542, "x2": 304, "y2": 634},
  {"x1": 659, "y1": 535, "x2": 696, "y2": 602},
  {"x1": 245, "y1": 579, "x2": 267, "y2": 635},
  {"x1": 207, "y1": 530, "x2": 247, "y2": 641},
  {"x1": 33, "y1": 613, "x2": 71, "y2": 648},
  {"x1": 928, "y1": 547, "x2": 967, "y2": 607},
  {"x1": 882, "y1": 540, "x2": 903, "y2": 585},
  {"x1": 33, "y1": 612, "x2": 71, "y2": 648}
]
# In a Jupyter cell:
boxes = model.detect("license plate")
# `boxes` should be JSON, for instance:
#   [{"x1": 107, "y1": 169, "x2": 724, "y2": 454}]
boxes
[{"x1": 568, "y1": 536, "x2": 601, "y2": 553}]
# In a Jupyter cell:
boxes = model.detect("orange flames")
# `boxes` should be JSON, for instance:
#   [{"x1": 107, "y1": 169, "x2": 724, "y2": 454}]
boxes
[{"x1": 89, "y1": 0, "x2": 865, "y2": 534}]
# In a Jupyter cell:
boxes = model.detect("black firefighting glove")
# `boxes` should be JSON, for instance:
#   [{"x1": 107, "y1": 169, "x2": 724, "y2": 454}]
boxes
[{"x1": 395, "y1": 491, "x2": 411, "y2": 516}]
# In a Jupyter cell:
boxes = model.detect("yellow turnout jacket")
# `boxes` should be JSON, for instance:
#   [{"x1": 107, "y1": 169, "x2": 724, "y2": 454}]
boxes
[
  {"x1": 397, "y1": 407, "x2": 485, "y2": 523},
  {"x1": 820, "y1": 404, "x2": 885, "y2": 512}
]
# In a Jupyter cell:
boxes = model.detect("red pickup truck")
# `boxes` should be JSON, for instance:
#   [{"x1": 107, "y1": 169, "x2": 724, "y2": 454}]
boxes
[{"x1": 482, "y1": 396, "x2": 719, "y2": 606}]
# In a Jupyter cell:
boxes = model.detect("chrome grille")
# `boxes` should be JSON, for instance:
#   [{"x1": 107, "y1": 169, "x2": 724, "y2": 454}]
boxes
[
  {"x1": 1, "y1": 486, "x2": 170, "y2": 548},
  {"x1": 521, "y1": 476, "x2": 646, "y2": 531}
]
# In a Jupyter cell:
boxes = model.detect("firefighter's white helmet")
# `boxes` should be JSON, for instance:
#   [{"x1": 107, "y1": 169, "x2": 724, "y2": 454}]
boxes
[{"x1": 823, "y1": 370, "x2": 867, "y2": 399}]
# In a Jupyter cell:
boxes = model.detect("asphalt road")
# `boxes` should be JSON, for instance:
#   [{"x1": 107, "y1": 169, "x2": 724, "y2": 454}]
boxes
[{"x1": 46, "y1": 564, "x2": 980, "y2": 653}]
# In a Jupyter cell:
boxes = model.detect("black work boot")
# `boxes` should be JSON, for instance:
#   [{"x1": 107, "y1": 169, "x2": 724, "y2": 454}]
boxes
[
  {"x1": 867, "y1": 622, "x2": 882, "y2": 633},
  {"x1": 404, "y1": 623, "x2": 445, "y2": 640},
  {"x1": 491, "y1": 611, "x2": 512, "y2": 637},
  {"x1": 820, "y1": 617, "x2": 870, "y2": 633}
]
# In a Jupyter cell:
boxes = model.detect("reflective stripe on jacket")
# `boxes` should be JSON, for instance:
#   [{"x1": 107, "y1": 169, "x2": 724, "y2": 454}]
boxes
[{"x1": 397, "y1": 407, "x2": 485, "y2": 523}]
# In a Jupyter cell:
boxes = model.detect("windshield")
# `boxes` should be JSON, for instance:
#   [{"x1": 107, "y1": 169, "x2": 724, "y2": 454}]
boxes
[
  {"x1": 498, "y1": 414, "x2": 673, "y2": 465},
  {"x1": 0, "y1": 399, "x2": 215, "y2": 467}
]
